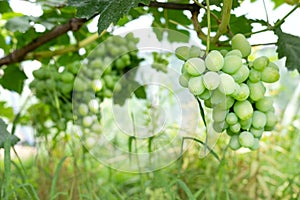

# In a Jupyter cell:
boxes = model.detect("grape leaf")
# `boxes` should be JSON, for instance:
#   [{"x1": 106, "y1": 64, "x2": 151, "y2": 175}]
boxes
[
  {"x1": 0, "y1": 65, "x2": 27, "y2": 94},
  {"x1": 275, "y1": 27, "x2": 300, "y2": 72},
  {"x1": 0, "y1": 102, "x2": 14, "y2": 121},
  {"x1": 0, "y1": 118, "x2": 20, "y2": 149},
  {"x1": 149, "y1": 8, "x2": 191, "y2": 42},
  {"x1": 0, "y1": 1, "x2": 12, "y2": 13},
  {"x1": 68, "y1": 0, "x2": 150, "y2": 34}
]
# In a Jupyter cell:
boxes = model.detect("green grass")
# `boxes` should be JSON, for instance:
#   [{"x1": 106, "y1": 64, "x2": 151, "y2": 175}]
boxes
[{"x1": 1, "y1": 124, "x2": 300, "y2": 200}]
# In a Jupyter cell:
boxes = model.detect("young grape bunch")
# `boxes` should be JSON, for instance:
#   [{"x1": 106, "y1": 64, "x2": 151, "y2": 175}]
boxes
[
  {"x1": 30, "y1": 33, "x2": 142, "y2": 132},
  {"x1": 176, "y1": 33, "x2": 280, "y2": 151}
]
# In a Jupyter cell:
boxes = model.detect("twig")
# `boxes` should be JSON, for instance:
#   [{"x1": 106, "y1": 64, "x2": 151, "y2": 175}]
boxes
[{"x1": 139, "y1": 1, "x2": 200, "y2": 12}]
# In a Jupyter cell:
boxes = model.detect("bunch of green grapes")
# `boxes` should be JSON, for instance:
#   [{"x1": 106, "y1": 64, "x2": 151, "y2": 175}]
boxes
[
  {"x1": 30, "y1": 33, "x2": 141, "y2": 130},
  {"x1": 176, "y1": 34, "x2": 280, "y2": 151}
]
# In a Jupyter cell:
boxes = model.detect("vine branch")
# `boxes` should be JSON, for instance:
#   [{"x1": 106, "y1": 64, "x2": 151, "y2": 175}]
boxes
[{"x1": 0, "y1": 18, "x2": 87, "y2": 67}]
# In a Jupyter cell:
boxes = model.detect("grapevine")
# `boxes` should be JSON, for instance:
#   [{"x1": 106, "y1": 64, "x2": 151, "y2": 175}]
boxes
[{"x1": 176, "y1": 33, "x2": 280, "y2": 151}]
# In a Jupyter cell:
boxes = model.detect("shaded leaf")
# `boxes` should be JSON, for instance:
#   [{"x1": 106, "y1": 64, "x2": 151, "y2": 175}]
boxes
[
  {"x1": 134, "y1": 86, "x2": 147, "y2": 99},
  {"x1": 196, "y1": 97, "x2": 207, "y2": 127},
  {"x1": 0, "y1": 65, "x2": 27, "y2": 94},
  {"x1": 275, "y1": 27, "x2": 300, "y2": 72},
  {"x1": 5, "y1": 16, "x2": 34, "y2": 33},
  {"x1": 0, "y1": 118, "x2": 20, "y2": 149}
]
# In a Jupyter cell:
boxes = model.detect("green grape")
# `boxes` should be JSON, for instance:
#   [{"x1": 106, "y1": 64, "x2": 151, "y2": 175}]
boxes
[
  {"x1": 249, "y1": 69, "x2": 261, "y2": 82},
  {"x1": 74, "y1": 78, "x2": 88, "y2": 92},
  {"x1": 82, "y1": 116, "x2": 94, "y2": 127},
  {"x1": 230, "y1": 123, "x2": 241, "y2": 133},
  {"x1": 88, "y1": 99, "x2": 99, "y2": 113},
  {"x1": 231, "y1": 33, "x2": 251, "y2": 58},
  {"x1": 261, "y1": 65, "x2": 280, "y2": 83},
  {"x1": 229, "y1": 135, "x2": 241, "y2": 150},
  {"x1": 250, "y1": 127, "x2": 264, "y2": 138},
  {"x1": 253, "y1": 56, "x2": 269, "y2": 71},
  {"x1": 202, "y1": 71, "x2": 221, "y2": 90},
  {"x1": 231, "y1": 64, "x2": 249, "y2": 83},
  {"x1": 220, "y1": 49, "x2": 228, "y2": 57},
  {"x1": 212, "y1": 108, "x2": 227, "y2": 122},
  {"x1": 115, "y1": 58, "x2": 126, "y2": 70},
  {"x1": 252, "y1": 111, "x2": 267, "y2": 129},
  {"x1": 90, "y1": 59, "x2": 103, "y2": 69},
  {"x1": 179, "y1": 72, "x2": 190, "y2": 88},
  {"x1": 210, "y1": 89, "x2": 225, "y2": 105},
  {"x1": 240, "y1": 117, "x2": 252, "y2": 130},
  {"x1": 189, "y1": 46, "x2": 203, "y2": 58},
  {"x1": 248, "y1": 81, "x2": 266, "y2": 101},
  {"x1": 175, "y1": 46, "x2": 190, "y2": 60},
  {"x1": 78, "y1": 104, "x2": 89, "y2": 116},
  {"x1": 233, "y1": 100, "x2": 253, "y2": 120},
  {"x1": 91, "y1": 123, "x2": 102, "y2": 134},
  {"x1": 218, "y1": 73, "x2": 236, "y2": 95},
  {"x1": 204, "y1": 98, "x2": 213, "y2": 108},
  {"x1": 188, "y1": 76, "x2": 205, "y2": 95},
  {"x1": 250, "y1": 138, "x2": 260, "y2": 150},
  {"x1": 213, "y1": 121, "x2": 226, "y2": 133},
  {"x1": 61, "y1": 71, "x2": 74, "y2": 83},
  {"x1": 184, "y1": 58, "x2": 206, "y2": 76},
  {"x1": 222, "y1": 55, "x2": 243, "y2": 74},
  {"x1": 255, "y1": 96, "x2": 273, "y2": 112},
  {"x1": 60, "y1": 83, "x2": 73, "y2": 94},
  {"x1": 265, "y1": 111, "x2": 277, "y2": 131},
  {"x1": 197, "y1": 89, "x2": 211, "y2": 100},
  {"x1": 103, "y1": 75, "x2": 115, "y2": 89},
  {"x1": 226, "y1": 49, "x2": 243, "y2": 58},
  {"x1": 33, "y1": 68, "x2": 47, "y2": 80},
  {"x1": 239, "y1": 131, "x2": 255, "y2": 148},
  {"x1": 226, "y1": 112, "x2": 238, "y2": 125},
  {"x1": 91, "y1": 79, "x2": 103, "y2": 92},
  {"x1": 205, "y1": 50, "x2": 224, "y2": 71},
  {"x1": 232, "y1": 83, "x2": 249, "y2": 101},
  {"x1": 224, "y1": 95, "x2": 235, "y2": 109}
]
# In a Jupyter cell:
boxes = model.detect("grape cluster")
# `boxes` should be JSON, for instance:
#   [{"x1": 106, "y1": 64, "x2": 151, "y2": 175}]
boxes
[
  {"x1": 30, "y1": 33, "x2": 141, "y2": 130},
  {"x1": 176, "y1": 34, "x2": 280, "y2": 151}
]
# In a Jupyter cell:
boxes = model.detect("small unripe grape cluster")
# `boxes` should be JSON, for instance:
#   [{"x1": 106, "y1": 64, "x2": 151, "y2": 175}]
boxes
[
  {"x1": 176, "y1": 34, "x2": 280, "y2": 151},
  {"x1": 30, "y1": 33, "x2": 141, "y2": 131}
]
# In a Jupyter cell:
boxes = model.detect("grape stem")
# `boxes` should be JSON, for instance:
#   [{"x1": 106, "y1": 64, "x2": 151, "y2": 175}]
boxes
[
  {"x1": 205, "y1": 0, "x2": 211, "y2": 55},
  {"x1": 211, "y1": 0, "x2": 233, "y2": 44}
]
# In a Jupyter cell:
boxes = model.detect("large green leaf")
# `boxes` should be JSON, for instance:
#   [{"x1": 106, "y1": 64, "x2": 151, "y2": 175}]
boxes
[
  {"x1": 275, "y1": 27, "x2": 300, "y2": 72},
  {"x1": 0, "y1": 65, "x2": 27, "y2": 94},
  {"x1": 149, "y1": 8, "x2": 191, "y2": 42},
  {"x1": 68, "y1": 0, "x2": 150, "y2": 34},
  {"x1": 0, "y1": 118, "x2": 20, "y2": 149}
]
